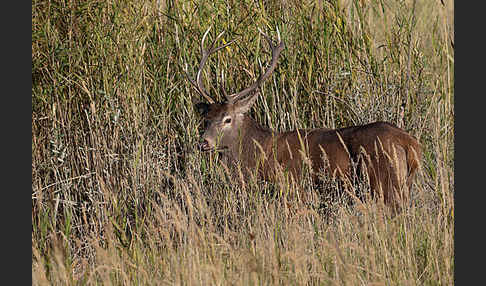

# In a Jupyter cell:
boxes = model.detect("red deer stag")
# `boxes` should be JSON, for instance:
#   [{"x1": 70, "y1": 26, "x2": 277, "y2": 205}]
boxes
[{"x1": 185, "y1": 27, "x2": 421, "y2": 211}]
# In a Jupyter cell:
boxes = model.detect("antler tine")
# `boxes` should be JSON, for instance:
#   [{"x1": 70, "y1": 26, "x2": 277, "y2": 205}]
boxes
[
  {"x1": 220, "y1": 70, "x2": 230, "y2": 99},
  {"x1": 193, "y1": 27, "x2": 216, "y2": 103},
  {"x1": 188, "y1": 27, "x2": 235, "y2": 104},
  {"x1": 210, "y1": 31, "x2": 236, "y2": 54},
  {"x1": 258, "y1": 28, "x2": 274, "y2": 49},
  {"x1": 228, "y1": 29, "x2": 285, "y2": 103},
  {"x1": 184, "y1": 63, "x2": 212, "y2": 103}
]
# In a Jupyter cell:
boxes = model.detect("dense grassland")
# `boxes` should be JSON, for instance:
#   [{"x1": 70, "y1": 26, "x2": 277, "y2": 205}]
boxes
[{"x1": 32, "y1": 0, "x2": 454, "y2": 284}]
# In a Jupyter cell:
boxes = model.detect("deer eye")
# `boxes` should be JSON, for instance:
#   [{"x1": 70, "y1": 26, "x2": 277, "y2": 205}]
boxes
[{"x1": 223, "y1": 117, "x2": 231, "y2": 124}]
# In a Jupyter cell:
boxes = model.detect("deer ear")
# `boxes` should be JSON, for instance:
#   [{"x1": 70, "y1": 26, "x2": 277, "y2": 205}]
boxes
[
  {"x1": 195, "y1": 102, "x2": 209, "y2": 116},
  {"x1": 234, "y1": 92, "x2": 258, "y2": 114}
]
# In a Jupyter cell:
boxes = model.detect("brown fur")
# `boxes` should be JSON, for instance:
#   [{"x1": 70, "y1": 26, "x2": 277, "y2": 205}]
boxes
[{"x1": 199, "y1": 103, "x2": 421, "y2": 210}]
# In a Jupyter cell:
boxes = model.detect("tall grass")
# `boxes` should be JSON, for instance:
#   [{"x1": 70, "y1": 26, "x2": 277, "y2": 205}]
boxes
[{"x1": 32, "y1": 0, "x2": 453, "y2": 284}]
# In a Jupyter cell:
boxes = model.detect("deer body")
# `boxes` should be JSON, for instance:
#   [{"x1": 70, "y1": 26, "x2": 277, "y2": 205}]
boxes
[
  {"x1": 200, "y1": 103, "x2": 420, "y2": 206},
  {"x1": 186, "y1": 27, "x2": 421, "y2": 210}
]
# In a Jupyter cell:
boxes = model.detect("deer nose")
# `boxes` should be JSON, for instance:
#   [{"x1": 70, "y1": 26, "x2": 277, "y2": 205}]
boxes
[{"x1": 199, "y1": 139, "x2": 211, "y2": 151}]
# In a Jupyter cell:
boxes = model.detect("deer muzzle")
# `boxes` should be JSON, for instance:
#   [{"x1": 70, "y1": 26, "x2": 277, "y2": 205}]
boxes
[
  {"x1": 199, "y1": 139, "x2": 212, "y2": 152},
  {"x1": 199, "y1": 138, "x2": 228, "y2": 152}
]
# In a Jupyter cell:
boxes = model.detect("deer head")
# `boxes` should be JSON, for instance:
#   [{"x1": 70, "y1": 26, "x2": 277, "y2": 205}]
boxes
[{"x1": 186, "y1": 27, "x2": 285, "y2": 153}]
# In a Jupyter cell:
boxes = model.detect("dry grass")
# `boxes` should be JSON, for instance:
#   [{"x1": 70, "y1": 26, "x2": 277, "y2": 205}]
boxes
[{"x1": 32, "y1": 0, "x2": 453, "y2": 284}]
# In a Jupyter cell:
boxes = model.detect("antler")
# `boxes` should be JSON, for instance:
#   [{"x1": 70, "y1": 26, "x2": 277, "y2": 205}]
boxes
[
  {"x1": 226, "y1": 28, "x2": 285, "y2": 103},
  {"x1": 185, "y1": 27, "x2": 235, "y2": 104}
]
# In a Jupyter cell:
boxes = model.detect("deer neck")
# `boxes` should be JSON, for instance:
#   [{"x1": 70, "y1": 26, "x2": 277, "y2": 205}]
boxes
[{"x1": 226, "y1": 115, "x2": 273, "y2": 171}]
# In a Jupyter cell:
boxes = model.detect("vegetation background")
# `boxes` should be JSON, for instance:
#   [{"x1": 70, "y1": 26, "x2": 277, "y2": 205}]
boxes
[{"x1": 32, "y1": 0, "x2": 454, "y2": 284}]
